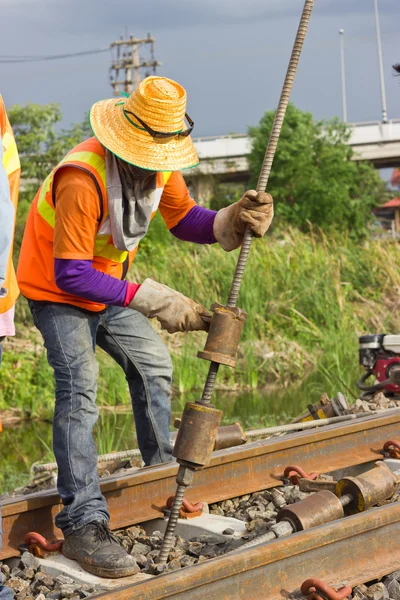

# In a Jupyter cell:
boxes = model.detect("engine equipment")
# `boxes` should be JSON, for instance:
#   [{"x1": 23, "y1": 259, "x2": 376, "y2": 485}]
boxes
[{"x1": 358, "y1": 334, "x2": 400, "y2": 400}]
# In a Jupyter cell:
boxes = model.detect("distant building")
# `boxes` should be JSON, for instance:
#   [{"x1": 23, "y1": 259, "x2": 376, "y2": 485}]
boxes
[{"x1": 373, "y1": 197, "x2": 400, "y2": 235}]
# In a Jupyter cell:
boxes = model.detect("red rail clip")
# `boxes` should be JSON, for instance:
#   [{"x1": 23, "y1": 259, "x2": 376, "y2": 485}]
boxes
[
  {"x1": 166, "y1": 497, "x2": 204, "y2": 519},
  {"x1": 301, "y1": 578, "x2": 352, "y2": 600},
  {"x1": 24, "y1": 532, "x2": 64, "y2": 557},
  {"x1": 283, "y1": 465, "x2": 318, "y2": 486},
  {"x1": 383, "y1": 440, "x2": 400, "y2": 459}
]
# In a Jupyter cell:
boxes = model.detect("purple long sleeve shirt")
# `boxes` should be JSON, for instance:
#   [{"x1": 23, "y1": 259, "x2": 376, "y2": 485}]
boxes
[
  {"x1": 55, "y1": 205, "x2": 217, "y2": 306},
  {"x1": 170, "y1": 205, "x2": 216, "y2": 244}
]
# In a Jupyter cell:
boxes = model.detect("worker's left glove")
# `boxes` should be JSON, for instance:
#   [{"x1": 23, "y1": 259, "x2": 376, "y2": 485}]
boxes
[{"x1": 213, "y1": 190, "x2": 274, "y2": 252}]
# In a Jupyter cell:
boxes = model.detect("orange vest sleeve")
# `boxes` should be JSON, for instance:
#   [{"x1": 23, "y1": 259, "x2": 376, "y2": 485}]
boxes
[
  {"x1": 53, "y1": 167, "x2": 102, "y2": 260},
  {"x1": 158, "y1": 171, "x2": 196, "y2": 230}
]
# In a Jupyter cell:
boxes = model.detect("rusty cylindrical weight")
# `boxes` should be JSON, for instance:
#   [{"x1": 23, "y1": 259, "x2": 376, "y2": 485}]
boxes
[
  {"x1": 197, "y1": 303, "x2": 247, "y2": 368},
  {"x1": 336, "y1": 461, "x2": 399, "y2": 515},
  {"x1": 173, "y1": 402, "x2": 223, "y2": 469},
  {"x1": 276, "y1": 490, "x2": 344, "y2": 531},
  {"x1": 174, "y1": 419, "x2": 247, "y2": 451},
  {"x1": 214, "y1": 423, "x2": 247, "y2": 450}
]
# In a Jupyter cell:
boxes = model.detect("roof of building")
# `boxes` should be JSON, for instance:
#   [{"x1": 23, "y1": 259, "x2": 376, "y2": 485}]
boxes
[{"x1": 382, "y1": 197, "x2": 400, "y2": 208}]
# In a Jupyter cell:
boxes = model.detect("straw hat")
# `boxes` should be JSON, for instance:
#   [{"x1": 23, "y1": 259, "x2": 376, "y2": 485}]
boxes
[{"x1": 89, "y1": 76, "x2": 199, "y2": 172}]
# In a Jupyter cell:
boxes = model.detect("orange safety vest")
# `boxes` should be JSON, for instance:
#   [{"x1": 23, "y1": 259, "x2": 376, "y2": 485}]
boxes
[
  {"x1": 17, "y1": 137, "x2": 172, "y2": 312},
  {"x1": 0, "y1": 95, "x2": 20, "y2": 315}
]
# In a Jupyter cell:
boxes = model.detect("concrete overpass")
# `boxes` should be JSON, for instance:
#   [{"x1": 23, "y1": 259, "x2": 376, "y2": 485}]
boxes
[{"x1": 184, "y1": 119, "x2": 400, "y2": 204}]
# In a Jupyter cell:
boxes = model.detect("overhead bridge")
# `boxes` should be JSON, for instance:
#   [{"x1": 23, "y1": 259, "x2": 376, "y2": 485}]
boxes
[{"x1": 184, "y1": 120, "x2": 400, "y2": 204}]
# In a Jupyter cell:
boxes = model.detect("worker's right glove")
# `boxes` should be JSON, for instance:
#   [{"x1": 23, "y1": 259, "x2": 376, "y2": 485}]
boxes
[
  {"x1": 213, "y1": 190, "x2": 274, "y2": 252},
  {"x1": 129, "y1": 278, "x2": 211, "y2": 334}
]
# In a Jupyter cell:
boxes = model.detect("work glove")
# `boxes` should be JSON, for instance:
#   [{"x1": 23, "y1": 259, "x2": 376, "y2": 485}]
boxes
[
  {"x1": 213, "y1": 190, "x2": 274, "y2": 252},
  {"x1": 129, "y1": 278, "x2": 211, "y2": 334}
]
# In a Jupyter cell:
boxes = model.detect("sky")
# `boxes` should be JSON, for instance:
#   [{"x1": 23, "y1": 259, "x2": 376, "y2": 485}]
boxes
[{"x1": 0, "y1": 0, "x2": 399, "y2": 139}]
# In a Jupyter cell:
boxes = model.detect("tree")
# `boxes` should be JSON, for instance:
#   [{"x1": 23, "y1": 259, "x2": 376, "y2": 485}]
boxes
[
  {"x1": 7, "y1": 103, "x2": 91, "y2": 252},
  {"x1": 8, "y1": 103, "x2": 91, "y2": 186},
  {"x1": 248, "y1": 104, "x2": 387, "y2": 238}
]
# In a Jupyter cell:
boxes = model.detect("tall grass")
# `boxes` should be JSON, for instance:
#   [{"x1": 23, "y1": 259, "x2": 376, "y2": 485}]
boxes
[
  {"x1": 132, "y1": 216, "x2": 400, "y2": 399},
  {"x1": 2, "y1": 216, "x2": 400, "y2": 419}
]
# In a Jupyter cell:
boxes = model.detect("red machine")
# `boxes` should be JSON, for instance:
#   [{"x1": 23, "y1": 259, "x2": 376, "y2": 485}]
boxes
[{"x1": 358, "y1": 334, "x2": 400, "y2": 399}]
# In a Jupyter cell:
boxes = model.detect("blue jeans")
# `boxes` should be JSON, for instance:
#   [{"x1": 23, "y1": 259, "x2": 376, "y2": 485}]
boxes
[{"x1": 28, "y1": 301, "x2": 173, "y2": 536}]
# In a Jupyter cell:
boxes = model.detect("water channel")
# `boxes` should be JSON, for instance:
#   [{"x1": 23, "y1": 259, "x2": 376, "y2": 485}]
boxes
[{"x1": 0, "y1": 373, "x2": 348, "y2": 494}]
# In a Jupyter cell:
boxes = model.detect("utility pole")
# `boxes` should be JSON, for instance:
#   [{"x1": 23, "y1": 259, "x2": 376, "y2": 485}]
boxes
[
  {"x1": 373, "y1": 0, "x2": 388, "y2": 123},
  {"x1": 110, "y1": 33, "x2": 161, "y2": 96},
  {"x1": 339, "y1": 29, "x2": 347, "y2": 122}
]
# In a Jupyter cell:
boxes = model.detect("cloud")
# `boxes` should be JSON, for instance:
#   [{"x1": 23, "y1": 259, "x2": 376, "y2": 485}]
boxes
[
  {"x1": 2, "y1": 0, "x2": 398, "y2": 39},
  {"x1": 0, "y1": 0, "x2": 399, "y2": 137}
]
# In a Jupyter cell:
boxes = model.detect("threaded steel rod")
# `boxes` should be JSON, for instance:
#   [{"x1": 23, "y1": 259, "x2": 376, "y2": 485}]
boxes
[
  {"x1": 200, "y1": 361, "x2": 220, "y2": 404},
  {"x1": 158, "y1": 483, "x2": 186, "y2": 564},
  {"x1": 158, "y1": 0, "x2": 315, "y2": 565},
  {"x1": 227, "y1": 0, "x2": 315, "y2": 309}
]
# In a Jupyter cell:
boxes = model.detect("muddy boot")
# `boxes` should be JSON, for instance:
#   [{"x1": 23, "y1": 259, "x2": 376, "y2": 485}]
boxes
[{"x1": 62, "y1": 521, "x2": 139, "y2": 578}]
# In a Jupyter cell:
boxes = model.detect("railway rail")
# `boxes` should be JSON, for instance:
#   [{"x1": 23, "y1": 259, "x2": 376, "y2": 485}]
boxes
[
  {"x1": 2, "y1": 410, "x2": 400, "y2": 562},
  {"x1": 94, "y1": 501, "x2": 400, "y2": 600}
]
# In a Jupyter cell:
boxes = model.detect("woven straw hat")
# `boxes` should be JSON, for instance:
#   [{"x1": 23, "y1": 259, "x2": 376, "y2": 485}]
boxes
[{"x1": 89, "y1": 76, "x2": 199, "y2": 172}]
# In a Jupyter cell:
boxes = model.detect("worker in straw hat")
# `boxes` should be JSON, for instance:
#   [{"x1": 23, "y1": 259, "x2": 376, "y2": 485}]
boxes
[{"x1": 17, "y1": 76, "x2": 273, "y2": 577}]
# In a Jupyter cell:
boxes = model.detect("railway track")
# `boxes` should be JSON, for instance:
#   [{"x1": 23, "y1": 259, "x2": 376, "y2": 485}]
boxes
[
  {"x1": 2, "y1": 410, "x2": 399, "y2": 562},
  {"x1": 95, "y1": 501, "x2": 400, "y2": 600}
]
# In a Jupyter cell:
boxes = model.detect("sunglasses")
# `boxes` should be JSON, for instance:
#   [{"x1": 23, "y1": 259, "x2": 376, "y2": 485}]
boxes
[{"x1": 124, "y1": 109, "x2": 194, "y2": 139}]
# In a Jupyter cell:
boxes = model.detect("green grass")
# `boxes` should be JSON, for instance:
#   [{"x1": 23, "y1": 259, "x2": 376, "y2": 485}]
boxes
[
  {"x1": 131, "y1": 216, "x2": 400, "y2": 400},
  {"x1": 2, "y1": 215, "x2": 400, "y2": 420}
]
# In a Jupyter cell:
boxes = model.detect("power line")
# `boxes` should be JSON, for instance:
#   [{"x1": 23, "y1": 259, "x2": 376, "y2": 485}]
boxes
[{"x1": 0, "y1": 47, "x2": 110, "y2": 63}]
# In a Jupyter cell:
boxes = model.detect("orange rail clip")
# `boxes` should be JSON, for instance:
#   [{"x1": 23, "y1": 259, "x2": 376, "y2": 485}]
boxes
[
  {"x1": 383, "y1": 440, "x2": 400, "y2": 459},
  {"x1": 301, "y1": 578, "x2": 352, "y2": 600},
  {"x1": 166, "y1": 496, "x2": 204, "y2": 519},
  {"x1": 283, "y1": 465, "x2": 318, "y2": 486},
  {"x1": 24, "y1": 532, "x2": 63, "y2": 557}
]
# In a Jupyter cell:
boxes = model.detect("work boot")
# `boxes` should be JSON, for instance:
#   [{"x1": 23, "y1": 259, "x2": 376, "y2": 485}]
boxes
[{"x1": 62, "y1": 521, "x2": 139, "y2": 578}]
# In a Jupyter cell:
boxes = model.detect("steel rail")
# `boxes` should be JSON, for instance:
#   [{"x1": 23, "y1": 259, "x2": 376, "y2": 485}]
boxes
[
  {"x1": 93, "y1": 501, "x2": 400, "y2": 600},
  {"x1": 1, "y1": 411, "x2": 399, "y2": 560}
]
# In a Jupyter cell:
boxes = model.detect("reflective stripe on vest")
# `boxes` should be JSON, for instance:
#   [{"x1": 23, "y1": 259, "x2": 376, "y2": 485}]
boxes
[
  {"x1": 3, "y1": 130, "x2": 20, "y2": 176},
  {"x1": 36, "y1": 150, "x2": 172, "y2": 264}
]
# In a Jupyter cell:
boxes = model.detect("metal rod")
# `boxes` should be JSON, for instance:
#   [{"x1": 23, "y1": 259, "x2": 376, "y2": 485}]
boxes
[
  {"x1": 339, "y1": 29, "x2": 348, "y2": 122},
  {"x1": 199, "y1": 361, "x2": 220, "y2": 405},
  {"x1": 340, "y1": 493, "x2": 353, "y2": 508},
  {"x1": 373, "y1": 0, "x2": 388, "y2": 123},
  {"x1": 158, "y1": 483, "x2": 186, "y2": 563},
  {"x1": 227, "y1": 0, "x2": 315, "y2": 309},
  {"x1": 158, "y1": 0, "x2": 315, "y2": 565},
  {"x1": 200, "y1": 0, "x2": 315, "y2": 405}
]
